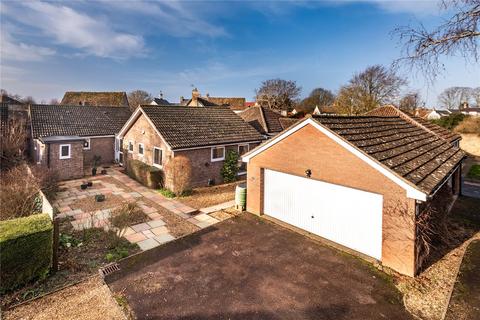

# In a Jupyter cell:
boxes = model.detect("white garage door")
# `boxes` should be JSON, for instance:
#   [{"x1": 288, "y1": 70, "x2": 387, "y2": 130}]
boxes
[{"x1": 263, "y1": 169, "x2": 383, "y2": 260}]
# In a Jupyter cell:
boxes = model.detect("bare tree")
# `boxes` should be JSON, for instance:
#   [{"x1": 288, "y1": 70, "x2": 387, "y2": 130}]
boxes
[
  {"x1": 49, "y1": 98, "x2": 60, "y2": 105},
  {"x1": 300, "y1": 87, "x2": 335, "y2": 108},
  {"x1": 334, "y1": 65, "x2": 406, "y2": 115},
  {"x1": 472, "y1": 87, "x2": 480, "y2": 106},
  {"x1": 393, "y1": 0, "x2": 480, "y2": 80},
  {"x1": 127, "y1": 90, "x2": 153, "y2": 110},
  {"x1": 255, "y1": 79, "x2": 301, "y2": 111},
  {"x1": 399, "y1": 92, "x2": 422, "y2": 112},
  {"x1": 1, "y1": 118, "x2": 27, "y2": 170},
  {"x1": 438, "y1": 86, "x2": 473, "y2": 109}
]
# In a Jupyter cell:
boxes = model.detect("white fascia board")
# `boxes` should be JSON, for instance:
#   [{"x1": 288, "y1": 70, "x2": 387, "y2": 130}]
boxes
[{"x1": 242, "y1": 117, "x2": 427, "y2": 201}]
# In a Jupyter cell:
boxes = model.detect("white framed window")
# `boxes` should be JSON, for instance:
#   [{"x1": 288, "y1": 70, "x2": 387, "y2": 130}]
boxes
[
  {"x1": 138, "y1": 143, "x2": 144, "y2": 156},
  {"x1": 153, "y1": 147, "x2": 162, "y2": 167},
  {"x1": 59, "y1": 144, "x2": 71, "y2": 159},
  {"x1": 83, "y1": 138, "x2": 91, "y2": 150},
  {"x1": 238, "y1": 144, "x2": 249, "y2": 156},
  {"x1": 211, "y1": 146, "x2": 225, "y2": 162},
  {"x1": 128, "y1": 140, "x2": 134, "y2": 153}
]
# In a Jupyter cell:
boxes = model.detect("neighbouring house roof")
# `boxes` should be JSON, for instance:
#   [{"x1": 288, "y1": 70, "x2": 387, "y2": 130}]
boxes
[
  {"x1": 151, "y1": 97, "x2": 172, "y2": 105},
  {"x1": 30, "y1": 104, "x2": 132, "y2": 139},
  {"x1": 205, "y1": 97, "x2": 246, "y2": 109},
  {"x1": 278, "y1": 118, "x2": 300, "y2": 130},
  {"x1": 121, "y1": 106, "x2": 265, "y2": 150},
  {"x1": 366, "y1": 105, "x2": 461, "y2": 143},
  {"x1": 239, "y1": 106, "x2": 285, "y2": 135},
  {"x1": 436, "y1": 109, "x2": 451, "y2": 116},
  {"x1": 182, "y1": 96, "x2": 219, "y2": 107},
  {"x1": 243, "y1": 115, "x2": 465, "y2": 199},
  {"x1": 61, "y1": 91, "x2": 129, "y2": 108},
  {"x1": 0, "y1": 94, "x2": 23, "y2": 105}
]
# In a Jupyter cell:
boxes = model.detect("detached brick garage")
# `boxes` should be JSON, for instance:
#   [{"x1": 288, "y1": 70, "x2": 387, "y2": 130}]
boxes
[{"x1": 242, "y1": 116, "x2": 464, "y2": 276}]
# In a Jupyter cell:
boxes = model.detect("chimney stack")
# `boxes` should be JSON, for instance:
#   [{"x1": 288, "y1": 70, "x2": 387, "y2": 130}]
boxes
[{"x1": 192, "y1": 88, "x2": 200, "y2": 106}]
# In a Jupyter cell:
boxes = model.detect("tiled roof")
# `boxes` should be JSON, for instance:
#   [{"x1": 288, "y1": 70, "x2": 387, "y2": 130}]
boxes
[
  {"x1": 182, "y1": 97, "x2": 219, "y2": 107},
  {"x1": 313, "y1": 115, "x2": 465, "y2": 195},
  {"x1": 366, "y1": 105, "x2": 461, "y2": 143},
  {"x1": 205, "y1": 97, "x2": 246, "y2": 108},
  {"x1": 140, "y1": 106, "x2": 265, "y2": 149},
  {"x1": 152, "y1": 97, "x2": 172, "y2": 105},
  {"x1": 278, "y1": 118, "x2": 299, "y2": 130},
  {"x1": 0, "y1": 95, "x2": 23, "y2": 104},
  {"x1": 61, "y1": 91, "x2": 129, "y2": 107},
  {"x1": 239, "y1": 106, "x2": 285, "y2": 135},
  {"x1": 30, "y1": 104, "x2": 132, "y2": 138}
]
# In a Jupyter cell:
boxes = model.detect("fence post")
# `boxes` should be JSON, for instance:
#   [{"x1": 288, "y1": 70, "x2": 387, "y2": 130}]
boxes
[{"x1": 52, "y1": 218, "x2": 60, "y2": 273}]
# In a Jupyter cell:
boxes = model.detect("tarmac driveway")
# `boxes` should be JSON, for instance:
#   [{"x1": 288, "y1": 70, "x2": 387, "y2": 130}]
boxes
[{"x1": 106, "y1": 214, "x2": 412, "y2": 320}]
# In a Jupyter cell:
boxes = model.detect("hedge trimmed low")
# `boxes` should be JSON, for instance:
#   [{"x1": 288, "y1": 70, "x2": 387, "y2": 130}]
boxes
[
  {"x1": 0, "y1": 213, "x2": 53, "y2": 293},
  {"x1": 126, "y1": 159, "x2": 163, "y2": 189}
]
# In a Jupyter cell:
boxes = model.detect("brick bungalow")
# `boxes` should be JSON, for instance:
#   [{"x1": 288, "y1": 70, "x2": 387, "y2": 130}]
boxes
[
  {"x1": 30, "y1": 104, "x2": 131, "y2": 180},
  {"x1": 242, "y1": 115, "x2": 465, "y2": 277},
  {"x1": 117, "y1": 106, "x2": 265, "y2": 190}
]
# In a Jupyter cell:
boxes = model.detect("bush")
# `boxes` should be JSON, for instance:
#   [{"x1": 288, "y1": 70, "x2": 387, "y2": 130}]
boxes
[
  {"x1": 431, "y1": 113, "x2": 466, "y2": 130},
  {"x1": 125, "y1": 159, "x2": 163, "y2": 189},
  {"x1": 454, "y1": 116, "x2": 480, "y2": 135},
  {"x1": 108, "y1": 203, "x2": 147, "y2": 239},
  {"x1": 221, "y1": 150, "x2": 239, "y2": 183},
  {"x1": 159, "y1": 188, "x2": 176, "y2": 198},
  {"x1": 0, "y1": 214, "x2": 53, "y2": 293}
]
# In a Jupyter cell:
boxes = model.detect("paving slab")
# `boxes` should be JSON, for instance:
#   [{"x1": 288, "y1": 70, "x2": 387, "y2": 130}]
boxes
[
  {"x1": 151, "y1": 226, "x2": 169, "y2": 236},
  {"x1": 137, "y1": 238, "x2": 160, "y2": 251},
  {"x1": 153, "y1": 233, "x2": 175, "y2": 245},
  {"x1": 131, "y1": 223, "x2": 151, "y2": 232},
  {"x1": 147, "y1": 220, "x2": 166, "y2": 228}
]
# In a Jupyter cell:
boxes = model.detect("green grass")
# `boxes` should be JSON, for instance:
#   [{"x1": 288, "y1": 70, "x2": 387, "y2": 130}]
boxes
[{"x1": 467, "y1": 164, "x2": 480, "y2": 180}]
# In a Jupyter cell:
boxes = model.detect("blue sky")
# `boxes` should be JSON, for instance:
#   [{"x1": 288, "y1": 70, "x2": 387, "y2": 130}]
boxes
[{"x1": 1, "y1": 0, "x2": 478, "y2": 106}]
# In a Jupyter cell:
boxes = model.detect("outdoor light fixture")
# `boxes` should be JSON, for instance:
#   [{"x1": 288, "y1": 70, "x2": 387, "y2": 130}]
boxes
[{"x1": 305, "y1": 169, "x2": 312, "y2": 177}]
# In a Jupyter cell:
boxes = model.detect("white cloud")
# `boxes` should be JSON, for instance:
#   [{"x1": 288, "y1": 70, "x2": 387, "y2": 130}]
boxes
[
  {"x1": 3, "y1": 1, "x2": 144, "y2": 59},
  {"x1": 103, "y1": 0, "x2": 228, "y2": 38},
  {"x1": 369, "y1": 0, "x2": 441, "y2": 15},
  {"x1": 0, "y1": 29, "x2": 56, "y2": 61}
]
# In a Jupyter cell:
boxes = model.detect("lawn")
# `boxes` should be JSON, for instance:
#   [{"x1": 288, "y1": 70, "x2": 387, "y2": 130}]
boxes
[
  {"x1": 177, "y1": 181, "x2": 241, "y2": 209},
  {"x1": 467, "y1": 164, "x2": 480, "y2": 180}
]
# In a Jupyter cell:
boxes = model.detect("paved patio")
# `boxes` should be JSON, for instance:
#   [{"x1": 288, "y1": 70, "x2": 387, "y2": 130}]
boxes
[{"x1": 53, "y1": 167, "x2": 232, "y2": 251}]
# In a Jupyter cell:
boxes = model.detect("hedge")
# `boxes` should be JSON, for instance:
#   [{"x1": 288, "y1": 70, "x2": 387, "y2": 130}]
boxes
[
  {"x1": 0, "y1": 213, "x2": 53, "y2": 293},
  {"x1": 126, "y1": 159, "x2": 163, "y2": 189}
]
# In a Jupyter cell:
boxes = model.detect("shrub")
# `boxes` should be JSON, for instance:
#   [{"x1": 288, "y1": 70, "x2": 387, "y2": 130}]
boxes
[
  {"x1": 108, "y1": 203, "x2": 147, "y2": 239},
  {"x1": 0, "y1": 214, "x2": 53, "y2": 293},
  {"x1": 221, "y1": 150, "x2": 239, "y2": 183},
  {"x1": 454, "y1": 116, "x2": 480, "y2": 135},
  {"x1": 165, "y1": 156, "x2": 192, "y2": 195},
  {"x1": 159, "y1": 188, "x2": 176, "y2": 198},
  {"x1": 431, "y1": 113, "x2": 466, "y2": 130},
  {"x1": 125, "y1": 159, "x2": 163, "y2": 189}
]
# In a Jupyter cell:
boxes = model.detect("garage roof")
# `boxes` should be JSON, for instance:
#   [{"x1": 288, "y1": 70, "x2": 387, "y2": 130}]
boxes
[
  {"x1": 243, "y1": 116, "x2": 465, "y2": 199},
  {"x1": 366, "y1": 105, "x2": 461, "y2": 143}
]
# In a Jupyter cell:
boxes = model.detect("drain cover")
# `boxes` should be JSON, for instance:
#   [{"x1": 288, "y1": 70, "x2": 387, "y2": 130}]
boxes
[{"x1": 99, "y1": 263, "x2": 120, "y2": 277}]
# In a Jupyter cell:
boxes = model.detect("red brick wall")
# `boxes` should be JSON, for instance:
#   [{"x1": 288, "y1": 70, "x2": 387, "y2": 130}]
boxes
[
  {"x1": 175, "y1": 142, "x2": 258, "y2": 188},
  {"x1": 246, "y1": 123, "x2": 417, "y2": 276},
  {"x1": 46, "y1": 141, "x2": 84, "y2": 181},
  {"x1": 122, "y1": 113, "x2": 260, "y2": 189},
  {"x1": 83, "y1": 137, "x2": 115, "y2": 167}
]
